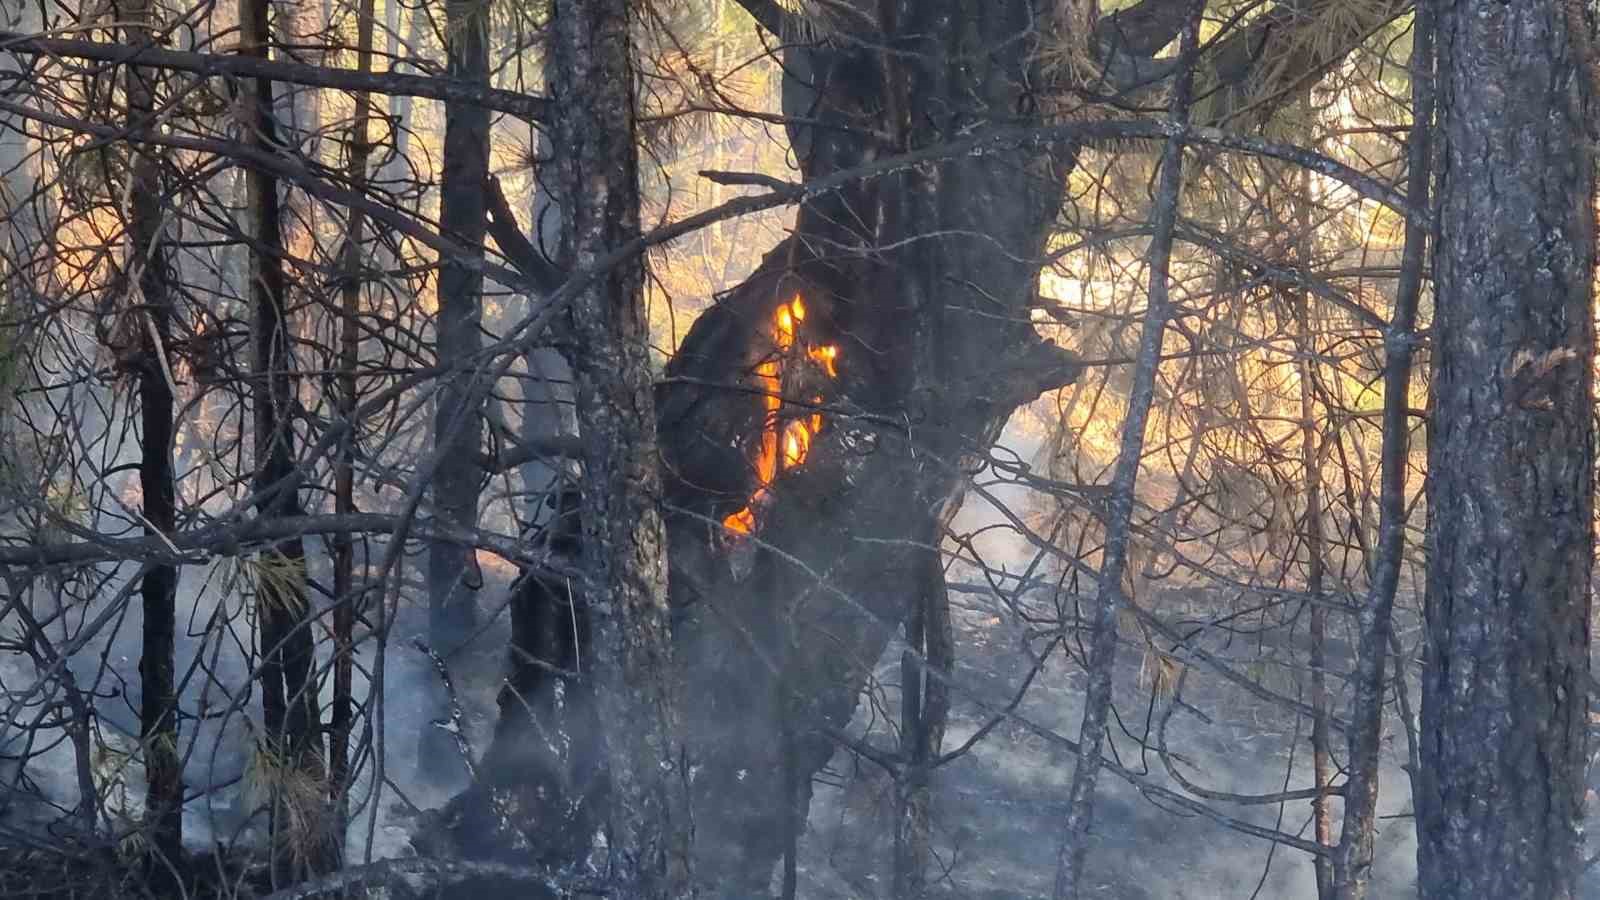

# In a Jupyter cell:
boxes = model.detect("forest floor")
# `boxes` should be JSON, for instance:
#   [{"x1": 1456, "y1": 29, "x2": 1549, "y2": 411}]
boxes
[
  {"x1": 4, "y1": 555, "x2": 1599, "y2": 899},
  {"x1": 796, "y1": 588, "x2": 1600, "y2": 900}
]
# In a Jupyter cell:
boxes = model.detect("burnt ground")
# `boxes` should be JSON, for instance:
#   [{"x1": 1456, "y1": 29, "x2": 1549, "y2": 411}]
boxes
[
  {"x1": 795, "y1": 588, "x2": 1600, "y2": 900},
  {"x1": 4, "y1": 554, "x2": 1599, "y2": 899}
]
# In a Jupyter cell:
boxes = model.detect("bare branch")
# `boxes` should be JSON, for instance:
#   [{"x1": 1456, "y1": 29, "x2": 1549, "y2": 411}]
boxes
[
  {"x1": 0, "y1": 30, "x2": 550, "y2": 120},
  {"x1": 730, "y1": 0, "x2": 794, "y2": 38},
  {"x1": 484, "y1": 175, "x2": 565, "y2": 294}
]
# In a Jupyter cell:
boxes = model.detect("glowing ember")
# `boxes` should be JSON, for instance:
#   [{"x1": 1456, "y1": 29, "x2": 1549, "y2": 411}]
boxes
[{"x1": 722, "y1": 295, "x2": 840, "y2": 536}]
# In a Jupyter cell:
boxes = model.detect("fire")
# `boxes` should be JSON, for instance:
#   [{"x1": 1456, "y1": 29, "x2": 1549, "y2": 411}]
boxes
[{"x1": 722, "y1": 295, "x2": 840, "y2": 536}]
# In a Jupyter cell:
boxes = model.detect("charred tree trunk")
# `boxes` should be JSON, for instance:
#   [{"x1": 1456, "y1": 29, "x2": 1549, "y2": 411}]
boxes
[
  {"x1": 1328, "y1": 6, "x2": 1433, "y2": 897},
  {"x1": 240, "y1": 0, "x2": 331, "y2": 879},
  {"x1": 421, "y1": 0, "x2": 491, "y2": 783},
  {"x1": 426, "y1": 0, "x2": 490, "y2": 651},
  {"x1": 330, "y1": 0, "x2": 376, "y2": 837},
  {"x1": 124, "y1": 0, "x2": 182, "y2": 869},
  {"x1": 552, "y1": 1, "x2": 691, "y2": 893},
  {"x1": 1053, "y1": 4, "x2": 1200, "y2": 896},
  {"x1": 893, "y1": 546, "x2": 952, "y2": 899},
  {"x1": 1415, "y1": 0, "x2": 1594, "y2": 897},
  {"x1": 661, "y1": 4, "x2": 1079, "y2": 894}
]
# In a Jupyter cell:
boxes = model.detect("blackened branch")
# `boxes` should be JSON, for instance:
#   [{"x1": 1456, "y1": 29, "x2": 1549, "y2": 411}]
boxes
[
  {"x1": 411, "y1": 637, "x2": 481, "y2": 782},
  {"x1": 730, "y1": 0, "x2": 794, "y2": 38},
  {"x1": 0, "y1": 30, "x2": 550, "y2": 121},
  {"x1": 484, "y1": 175, "x2": 566, "y2": 294}
]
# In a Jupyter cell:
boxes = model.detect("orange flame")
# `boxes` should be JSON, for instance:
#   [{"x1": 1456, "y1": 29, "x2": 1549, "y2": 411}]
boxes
[{"x1": 722, "y1": 295, "x2": 839, "y2": 536}]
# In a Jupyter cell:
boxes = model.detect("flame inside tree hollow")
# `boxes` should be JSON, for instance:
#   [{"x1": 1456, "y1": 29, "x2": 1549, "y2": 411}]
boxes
[{"x1": 722, "y1": 294, "x2": 839, "y2": 536}]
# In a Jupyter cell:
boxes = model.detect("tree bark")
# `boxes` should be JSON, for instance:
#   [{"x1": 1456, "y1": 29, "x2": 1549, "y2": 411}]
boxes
[
  {"x1": 663, "y1": 4, "x2": 1080, "y2": 895},
  {"x1": 124, "y1": 0, "x2": 183, "y2": 869},
  {"x1": 1416, "y1": 0, "x2": 1594, "y2": 897},
  {"x1": 1053, "y1": 4, "x2": 1202, "y2": 896},
  {"x1": 240, "y1": 0, "x2": 332, "y2": 879},
  {"x1": 420, "y1": 0, "x2": 492, "y2": 782},
  {"x1": 1328, "y1": 8, "x2": 1434, "y2": 898},
  {"x1": 1297, "y1": 216, "x2": 1335, "y2": 900},
  {"x1": 552, "y1": 1, "x2": 692, "y2": 895},
  {"x1": 330, "y1": 0, "x2": 376, "y2": 838},
  {"x1": 893, "y1": 547, "x2": 952, "y2": 899}
]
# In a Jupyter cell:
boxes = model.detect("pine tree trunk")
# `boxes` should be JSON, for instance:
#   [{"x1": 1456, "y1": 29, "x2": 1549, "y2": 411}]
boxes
[
  {"x1": 1416, "y1": 0, "x2": 1595, "y2": 896},
  {"x1": 420, "y1": 0, "x2": 492, "y2": 783},
  {"x1": 550, "y1": 1, "x2": 693, "y2": 895},
  {"x1": 330, "y1": 0, "x2": 377, "y2": 836},
  {"x1": 239, "y1": 0, "x2": 331, "y2": 878},
  {"x1": 1329, "y1": 6, "x2": 1433, "y2": 896},
  {"x1": 426, "y1": 0, "x2": 491, "y2": 649},
  {"x1": 124, "y1": 0, "x2": 183, "y2": 868}
]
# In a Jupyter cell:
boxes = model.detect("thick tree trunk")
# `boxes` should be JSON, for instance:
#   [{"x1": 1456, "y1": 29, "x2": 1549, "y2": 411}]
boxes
[
  {"x1": 552, "y1": 1, "x2": 692, "y2": 895},
  {"x1": 1415, "y1": 0, "x2": 1595, "y2": 897},
  {"x1": 124, "y1": 0, "x2": 183, "y2": 869},
  {"x1": 661, "y1": 4, "x2": 1078, "y2": 894},
  {"x1": 240, "y1": 0, "x2": 331, "y2": 878}
]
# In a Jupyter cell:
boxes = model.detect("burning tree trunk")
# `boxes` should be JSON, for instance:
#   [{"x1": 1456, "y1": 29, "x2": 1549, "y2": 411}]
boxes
[
  {"x1": 659, "y1": 4, "x2": 1080, "y2": 893},
  {"x1": 1415, "y1": 0, "x2": 1594, "y2": 896},
  {"x1": 417, "y1": 0, "x2": 1409, "y2": 893},
  {"x1": 123, "y1": 0, "x2": 183, "y2": 869}
]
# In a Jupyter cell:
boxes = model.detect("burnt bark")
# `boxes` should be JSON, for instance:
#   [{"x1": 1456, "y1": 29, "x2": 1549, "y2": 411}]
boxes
[
  {"x1": 1415, "y1": 0, "x2": 1595, "y2": 897},
  {"x1": 552, "y1": 0, "x2": 692, "y2": 895},
  {"x1": 1328, "y1": 6, "x2": 1433, "y2": 897},
  {"x1": 330, "y1": 0, "x2": 376, "y2": 838},
  {"x1": 421, "y1": 0, "x2": 492, "y2": 783},
  {"x1": 661, "y1": 4, "x2": 1079, "y2": 895},
  {"x1": 893, "y1": 547, "x2": 952, "y2": 899},
  {"x1": 1053, "y1": 3, "x2": 1202, "y2": 896},
  {"x1": 123, "y1": 0, "x2": 182, "y2": 868},
  {"x1": 426, "y1": 0, "x2": 491, "y2": 651},
  {"x1": 413, "y1": 491, "x2": 603, "y2": 885},
  {"x1": 240, "y1": 0, "x2": 332, "y2": 878}
]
